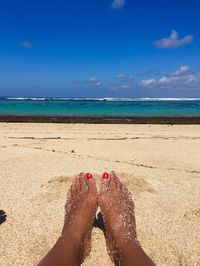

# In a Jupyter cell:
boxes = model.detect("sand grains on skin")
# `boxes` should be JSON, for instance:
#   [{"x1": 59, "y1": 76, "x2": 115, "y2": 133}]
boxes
[
  {"x1": 98, "y1": 172, "x2": 138, "y2": 263},
  {"x1": 63, "y1": 173, "x2": 98, "y2": 263}
]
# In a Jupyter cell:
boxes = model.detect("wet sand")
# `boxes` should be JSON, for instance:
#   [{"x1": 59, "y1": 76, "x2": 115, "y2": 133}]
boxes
[{"x1": 0, "y1": 123, "x2": 200, "y2": 265}]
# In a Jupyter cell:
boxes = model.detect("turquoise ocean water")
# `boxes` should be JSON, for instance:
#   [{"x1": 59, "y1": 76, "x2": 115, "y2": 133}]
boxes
[{"x1": 0, "y1": 98, "x2": 200, "y2": 117}]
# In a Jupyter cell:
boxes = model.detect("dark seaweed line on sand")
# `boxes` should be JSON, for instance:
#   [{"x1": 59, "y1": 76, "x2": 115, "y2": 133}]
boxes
[
  {"x1": 1, "y1": 115, "x2": 200, "y2": 124},
  {"x1": 6, "y1": 136, "x2": 200, "y2": 141},
  {"x1": 7, "y1": 143, "x2": 200, "y2": 175}
]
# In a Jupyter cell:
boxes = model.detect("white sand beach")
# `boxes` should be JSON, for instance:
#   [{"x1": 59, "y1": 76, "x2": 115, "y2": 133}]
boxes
[{"x1": 0, "y1": 123, "x2": 200, "y2": 265}]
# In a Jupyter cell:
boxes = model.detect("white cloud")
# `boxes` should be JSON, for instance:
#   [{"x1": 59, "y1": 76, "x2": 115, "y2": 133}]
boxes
[
  {"x1": 87, "y1": 77, "x2": 101, "y2": 87},
  {"x1": 110, "y1": 73, "x2": 134, "y2": 91},
  {"x1": 141, "y1": 79, "x2": 157, "y2": 87},
  {"x1": 112, "y1": 0, "x2": 125, "y2": 9},
  {"x1": 88, "y1": 77, "x2": 98, "y2": 82},
  {"x1": 95, "y1": 81, "x2": 101, "y2": 86},
  {"x1": 116, "y1": 73, "x2": 133, "y2": 80},
  {"x1": 19, "y1": 40, "x2": 33, "y2": 49},
  {"x1": 153, "y1": 30, "x2": 193, "y2": 49},
  {"x1": 170, "y1": 65, "x2": 189, "y2": 76},
  {"x1": 141, "y1": 66, "x2": 200, "y2": 89}
]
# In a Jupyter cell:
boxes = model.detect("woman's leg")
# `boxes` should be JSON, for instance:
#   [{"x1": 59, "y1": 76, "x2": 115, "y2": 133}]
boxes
[
  {"x1": 99, "y1": 172, "x2": 155, "y2": 266},
  {"x1": 38, "y1": 173, "x2": 98, "y2": 266}
]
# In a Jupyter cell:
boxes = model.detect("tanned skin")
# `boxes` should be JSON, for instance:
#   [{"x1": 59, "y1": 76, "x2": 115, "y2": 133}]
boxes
[{"x1": 38, "y1": 172, "x2": 154, "y2": 266}]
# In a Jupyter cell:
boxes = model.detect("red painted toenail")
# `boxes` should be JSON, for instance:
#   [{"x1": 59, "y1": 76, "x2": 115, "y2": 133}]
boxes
[
  {"x1": 86, "y1": 173, "x2": 93, "y2": 180},
  {"x1": 102, "y1": 172, "x2": 109, "y2": 179}
]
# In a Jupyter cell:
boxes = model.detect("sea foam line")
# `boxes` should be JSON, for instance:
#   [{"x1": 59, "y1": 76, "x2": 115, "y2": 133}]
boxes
[{"x1": 1, "y1": 97, "x2": 200, "y2": 101}]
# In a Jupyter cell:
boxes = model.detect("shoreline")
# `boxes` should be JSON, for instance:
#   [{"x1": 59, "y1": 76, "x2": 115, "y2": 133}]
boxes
[{"x1": 0, "y1": 115, "x2": 200, "y2": 124}]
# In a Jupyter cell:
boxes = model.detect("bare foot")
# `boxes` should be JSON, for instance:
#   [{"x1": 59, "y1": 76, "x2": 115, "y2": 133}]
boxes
[
  {"x1": 62, "y1": 173, "x2": 98, "y2": 264},
  {"x1": 98, "y1": 172, "x2": 139, "y2": 264}
]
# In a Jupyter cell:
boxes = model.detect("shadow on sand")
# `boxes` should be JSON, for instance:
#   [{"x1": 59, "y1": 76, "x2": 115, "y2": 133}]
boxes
[
  {"x1": 93, "y1": 212, "x2": 105, "y2": 233},
  {"x1": 0, "y1": 210, "x2": 7, "y2": 225}
]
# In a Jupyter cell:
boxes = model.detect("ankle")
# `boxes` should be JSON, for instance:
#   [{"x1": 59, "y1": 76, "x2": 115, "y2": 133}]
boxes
[
  {"x1": 115, "y1": 238, "x2": 139, "y2": 253},
  {"x1": 116, "y1": 240, "x2": 154, "y2": 266},
  {"x1": 61, "y1": 230, "x2": 82, "y2": 250},
  {"x1": 59, "y1": 233, "x2": 84, "y2": 263}
]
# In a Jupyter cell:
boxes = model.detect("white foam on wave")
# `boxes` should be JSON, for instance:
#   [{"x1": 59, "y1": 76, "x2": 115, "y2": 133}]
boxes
[
  {"x1": 2, "y1": 97, "x2": 200, "y2": 101},
  {"x1": 140, "y1": 98, "x2": 200, "y2": 101},
  {"x1": 5, "y1": 97, "x2": 47, "y2": 101}
]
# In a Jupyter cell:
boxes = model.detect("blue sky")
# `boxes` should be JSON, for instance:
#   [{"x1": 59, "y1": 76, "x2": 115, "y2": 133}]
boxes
[{"x1": 0, "y1": 0, "x2": 200, "y2": 97}]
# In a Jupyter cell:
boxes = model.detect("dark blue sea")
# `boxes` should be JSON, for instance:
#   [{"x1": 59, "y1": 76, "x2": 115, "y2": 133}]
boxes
[{"x1": 0, "y1": 98, "x2": 200, "y2": 117}]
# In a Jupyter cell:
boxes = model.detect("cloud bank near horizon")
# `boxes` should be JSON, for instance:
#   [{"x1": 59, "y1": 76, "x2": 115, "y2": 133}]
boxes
[
  {"x1": 141, "y1": 66, "x2": 200, "y2": 90},
  {"x1": 73, "y1": 66, "x2": 200, "y2": 96}
]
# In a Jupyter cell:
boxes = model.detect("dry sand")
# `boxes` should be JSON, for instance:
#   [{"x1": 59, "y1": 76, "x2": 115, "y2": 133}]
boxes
[{"x1": 0, "y1": 123, "x2": 200, "y2": 266}]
